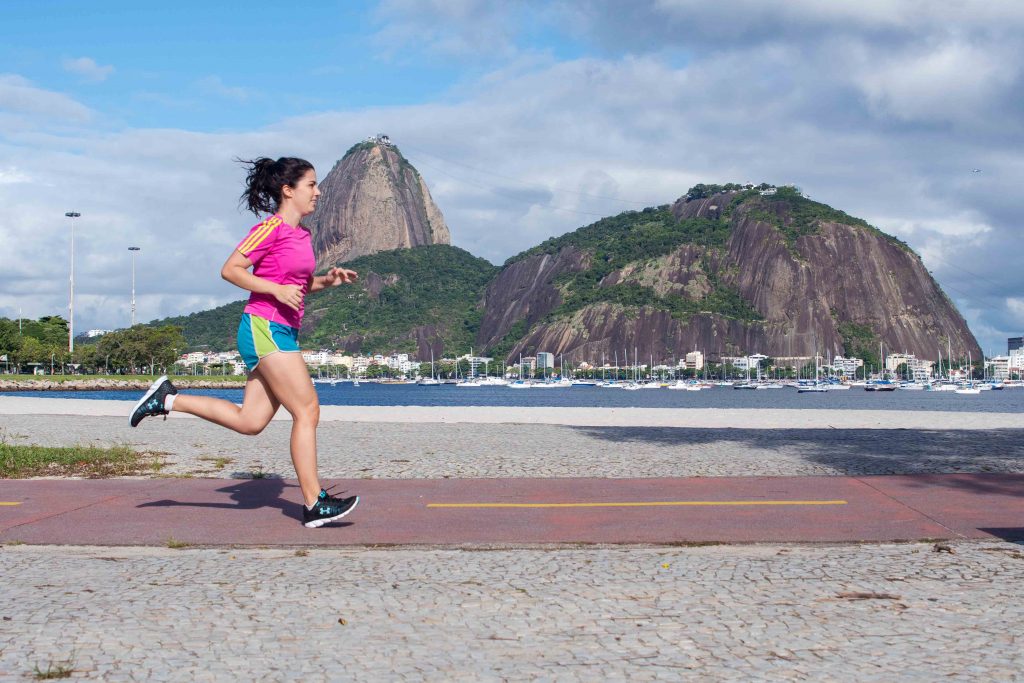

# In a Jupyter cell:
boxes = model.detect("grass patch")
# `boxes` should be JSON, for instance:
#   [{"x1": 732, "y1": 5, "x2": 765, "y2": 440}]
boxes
[
  {"x1": 166, "y1": 537, "x2": 190, "y2": 549},
  {"x1": 0, "y1": 443, "x2": 165, "y2": 478},
  {"x1": 33, "y1": 659, "x2": 75, "y2": 680},
  {"x1": 199, "y1": 456, "x2": 233, "y2": 470}
]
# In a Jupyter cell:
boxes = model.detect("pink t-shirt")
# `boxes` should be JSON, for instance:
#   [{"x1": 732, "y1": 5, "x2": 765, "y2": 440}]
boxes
[{"x1": 235, "y1": 215, "x2": 315, "y2": 329}]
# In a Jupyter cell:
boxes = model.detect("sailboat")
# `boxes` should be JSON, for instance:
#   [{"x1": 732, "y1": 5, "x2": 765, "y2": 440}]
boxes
[
  {"x1": 417, "y1": 349, "x2": 440, "y2": 386},
  {"x1": 955, "y1": 350, "x2": 981, "y2": 394},
  {"x1": 798, "y1": 353, "x2": 829, "y2": 392}
]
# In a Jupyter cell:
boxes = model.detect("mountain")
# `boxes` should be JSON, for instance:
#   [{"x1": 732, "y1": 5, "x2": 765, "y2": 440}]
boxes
[
  {"x1": 306, "y1": 138, "x2": 451, "y2": 269},
  {"x1": 477, "y1": 185, "x2": 979, "y2": 366},
  {"x1": 151, "y1": 183, "x2": 979, "y2": 368},
  {"x1": 154, "y1": 245, "x2": 497, "y2": 358}
]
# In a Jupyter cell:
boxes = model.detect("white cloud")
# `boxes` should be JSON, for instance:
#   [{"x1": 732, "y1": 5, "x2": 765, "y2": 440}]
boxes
[
  {"x1": 372, "y1": 0, "x2": 526, "y2": 59},
  {"x1": 62, "y1": 57, "x2": 115, "y2": 83},
  {"x1": 0, "y1": 167, "x2": 32, "y2": 184},
  {"x1": 0, "y1": 74, "x2": 93, "y2": 122},
  {"x1": 853, "y1": 41, "x2": 1017, "y2": 124}
]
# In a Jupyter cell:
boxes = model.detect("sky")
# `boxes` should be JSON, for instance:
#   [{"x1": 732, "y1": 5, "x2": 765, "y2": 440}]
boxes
[{"x1": 2, "y1": 0, "x2": 1022, "y2": 356}]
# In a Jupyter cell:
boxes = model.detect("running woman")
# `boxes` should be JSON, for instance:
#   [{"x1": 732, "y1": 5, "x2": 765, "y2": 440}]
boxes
[{"x1": 129, "y1": 157, "x2": 360, "y2": 528}]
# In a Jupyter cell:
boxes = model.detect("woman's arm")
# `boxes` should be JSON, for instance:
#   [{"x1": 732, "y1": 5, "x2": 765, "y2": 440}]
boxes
[
  {"x1": 308, "y1": 266, "x2": 359, "y2": 293},
  {"x1": 220, "y1": 250, "x2": 303, "y2": 311}
]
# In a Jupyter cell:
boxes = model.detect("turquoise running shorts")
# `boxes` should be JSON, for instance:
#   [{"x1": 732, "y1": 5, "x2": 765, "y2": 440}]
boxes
[{"x1": 236, "y1": 313, "x2": 300, "y2": 371}]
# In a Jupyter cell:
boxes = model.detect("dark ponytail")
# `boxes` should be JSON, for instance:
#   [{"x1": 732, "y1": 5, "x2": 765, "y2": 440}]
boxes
[{"x1": 237, "y1": 156, "x2": 315, "y2": 216}]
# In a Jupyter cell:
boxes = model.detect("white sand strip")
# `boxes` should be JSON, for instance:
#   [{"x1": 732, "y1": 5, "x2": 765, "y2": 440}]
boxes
[{"x1": 1, "y1": 396, "x2": 1021, "y2": 429}]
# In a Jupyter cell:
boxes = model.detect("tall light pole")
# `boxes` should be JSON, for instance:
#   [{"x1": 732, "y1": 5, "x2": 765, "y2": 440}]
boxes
[
  {"x1": 65, "y1": 211, "x2": 81, "y2": 353},
  {"x1": 128, "y1": 247, "x2": 141, "y2": 327}
]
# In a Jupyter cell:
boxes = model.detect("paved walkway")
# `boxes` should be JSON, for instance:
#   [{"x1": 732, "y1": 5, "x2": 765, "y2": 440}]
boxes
[
  {"x1": 2, "y1": 541, "x2": 1022, "y2": 681},
  {"x1": 2, "y1": 474, "x2": 1023, "y2": 546},
  {"x1": 2, "y1": 399, "x2": 1023, "y2": 680}
]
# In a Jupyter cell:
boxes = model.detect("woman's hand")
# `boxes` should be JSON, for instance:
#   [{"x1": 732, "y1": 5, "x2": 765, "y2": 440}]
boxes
[
  {"x1": 274, "y1": 284, "x2": 305, "y2": 311},
  {"x1": 322, "y1": 267, "x2": 358, "y2": 287}
]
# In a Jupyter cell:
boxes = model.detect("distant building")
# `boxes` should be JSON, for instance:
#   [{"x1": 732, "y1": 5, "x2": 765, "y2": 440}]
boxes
[
  {"x1": 725, "y1": 354, "x2": 768, "y2": 371},
  {"x1": 302, "y1": 350, "x2": 332, "y2": 366},
  {"x1": 989, "y1": 356, "x2": 1011, "y2": 381},
  {"x1": 759, "y1": 187, "x2": 777, "y2": 196},
  {"x1": 684, "y1": 351, "x2": 704, "y2": 371},
  {"x1": 1009, "y1": 337, "x2": 1023, "y2": 353},
  {"x1": 183, "y1": 351, "x2": 207, "y2": 365},
  {"x1": 520, "y1": 356, "x2": 537, "y2": 373},
  {"x1": 83, "y1": 329, "x2": 111, "y2": 338},
  {"x1": 831, "y1": 355, "x2": 864, "y2": 376},
  {"x1": 885, "y1": 353, "x2": 933, "y2": 381},
  {"x1": 536, "y1": 352, "x2": 555, "y2": 369},
  {"x1": 327, "y1": 354, "x2": 352, "y2": 368}
]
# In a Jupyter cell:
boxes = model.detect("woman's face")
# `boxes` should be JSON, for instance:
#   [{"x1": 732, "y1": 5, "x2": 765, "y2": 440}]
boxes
[{"x1": 283, "y1": 169, "x2": 320, "y2": 217}]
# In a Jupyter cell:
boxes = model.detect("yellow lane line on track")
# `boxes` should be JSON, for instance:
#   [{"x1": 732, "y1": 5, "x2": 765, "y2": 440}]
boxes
[
  {"x1": 0, "y1": 502, "x2": 22, "y2": 506},
  {"x1": 428, "y1": 500, "x2": 848, "y2": 509}
]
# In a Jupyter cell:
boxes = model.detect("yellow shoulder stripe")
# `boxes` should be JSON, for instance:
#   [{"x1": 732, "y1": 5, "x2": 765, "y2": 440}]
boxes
[{"x1": 238, "y1": 216, "x2": 283, "y2": 255}]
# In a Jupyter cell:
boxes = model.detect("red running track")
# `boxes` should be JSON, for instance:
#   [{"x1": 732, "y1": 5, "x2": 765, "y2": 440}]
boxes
[{"x1": 0, "y1": 475, "x2": 1021, "y2": 546}]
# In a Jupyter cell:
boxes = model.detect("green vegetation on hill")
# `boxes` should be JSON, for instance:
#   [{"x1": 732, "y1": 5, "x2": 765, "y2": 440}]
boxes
[
  {"x1": 152, "y1": 300, "x2": 247, "y2": 352},
  {"x1": 510, "y1": 205, "x2": 760, "y2": 324},
  {"x1": 837, "y1": 320, "x2": 881, "y2": 368},
  {"x1": 510, "y1": 206, "x2": 728, "y2": 268},
  {"x1": 304, "y1": 244, "x2": 497, "y2": 353},
  {"x1": 741, "y1": 186, "x2": 914, "y2": 254},
  {"x1": 147, "y1": 245, "x2": 497, "y2": 355}
]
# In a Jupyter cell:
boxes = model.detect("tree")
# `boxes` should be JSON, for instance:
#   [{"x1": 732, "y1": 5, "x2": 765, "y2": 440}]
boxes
[
  {"x1": 0, "y1": 319, "x2": 19, "y2": 359},
  {"x1": 18, "y1": 336, "x2": 47, "y2": 370},
  {"x1": 96, "y1": 325, "x2": 187, "y2": 374}
]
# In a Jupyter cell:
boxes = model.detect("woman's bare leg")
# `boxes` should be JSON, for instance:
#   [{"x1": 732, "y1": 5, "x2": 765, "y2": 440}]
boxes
[
  {"x1": 249, "y1": 352, "x2": 321, "y2": 506},
  {"x1": 171, "y1": 371, "x2": 280, "y2": 436}
]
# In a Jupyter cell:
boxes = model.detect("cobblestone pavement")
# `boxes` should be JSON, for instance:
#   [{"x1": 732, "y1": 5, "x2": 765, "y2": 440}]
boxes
[
  {"x1": 2, "y1": 415, "x2": 1023, "y2": 479},
  {"x1": 0, "y1": 541, "x2": 1021, "y2": 681}
]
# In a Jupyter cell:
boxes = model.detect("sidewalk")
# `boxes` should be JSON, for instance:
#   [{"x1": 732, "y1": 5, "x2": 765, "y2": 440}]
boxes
[{"x1": 2, "y1": 474, "x2": 1021, "y2": 546}]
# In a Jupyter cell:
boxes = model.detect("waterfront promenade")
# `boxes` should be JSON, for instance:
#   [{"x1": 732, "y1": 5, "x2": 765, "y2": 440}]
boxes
[{"x1": 1, "y1": 397, "x2": 1023, "y2": 680}]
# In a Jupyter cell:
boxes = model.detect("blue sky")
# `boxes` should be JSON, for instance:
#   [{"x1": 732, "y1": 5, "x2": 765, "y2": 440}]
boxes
[
  {"x1": 2, "y1": 0, "x2": 1023, "y2": 356},
  {"x1": 4, "y1": 1, "x2": 464, "y2": 130},
  {"x1": 3, "y1": 1, "x2": 590, "y2": 131}
]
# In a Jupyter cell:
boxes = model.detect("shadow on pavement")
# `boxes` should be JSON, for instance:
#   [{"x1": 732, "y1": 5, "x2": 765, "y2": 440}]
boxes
[
  {"x1": 978, "y1": 528, "x2": 1024, "y2": 543},
  {"x1": 572, "y1": 426, "x2": 1024, "y2": 496},
  {"x1": 136, "y1": 479, "x2": 353, "y2": 527}
]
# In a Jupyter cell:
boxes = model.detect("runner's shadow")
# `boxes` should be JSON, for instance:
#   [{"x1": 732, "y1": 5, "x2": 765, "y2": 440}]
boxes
[
  {"x1": 978, "y1": 528, "x2": 1024, "y2": 543},
  {"x1": 137, "y1": 478, "x2": 353, "y2": 527}
]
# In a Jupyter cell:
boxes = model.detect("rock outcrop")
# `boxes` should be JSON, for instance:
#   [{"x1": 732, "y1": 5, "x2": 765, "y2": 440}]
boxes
[
  {"x1": 307, "y1": 140, "x2": 451, "y2": 268},
  {"x1": 477, "y1": 189, "x2": 980, "y2": 364}
]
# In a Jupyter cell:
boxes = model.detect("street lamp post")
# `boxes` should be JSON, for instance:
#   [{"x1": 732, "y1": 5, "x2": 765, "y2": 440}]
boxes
[
  {"x1": 128, "y1": 247, "x2": 141, "y2": 326},
  {"x1": 65, "y1": 212, "x2": 81, "y2": 353}
]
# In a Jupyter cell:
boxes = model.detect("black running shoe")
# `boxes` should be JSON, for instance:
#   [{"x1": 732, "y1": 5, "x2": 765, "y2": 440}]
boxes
[
  {"x1": 129, "y1": 375, "x2": 178, "y2": 427},
  {"x1": 303, "y1": 488, "x2": 359, "y2": 528}
]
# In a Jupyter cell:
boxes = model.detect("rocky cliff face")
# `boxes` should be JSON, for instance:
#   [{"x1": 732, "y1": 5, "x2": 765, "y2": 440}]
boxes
[
  {"x1": 477, "y1": 190, "x2": 980, "y2": 364},
  {"x1": 307, "y1": 141, "x2": 451, "y2": 268}
]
